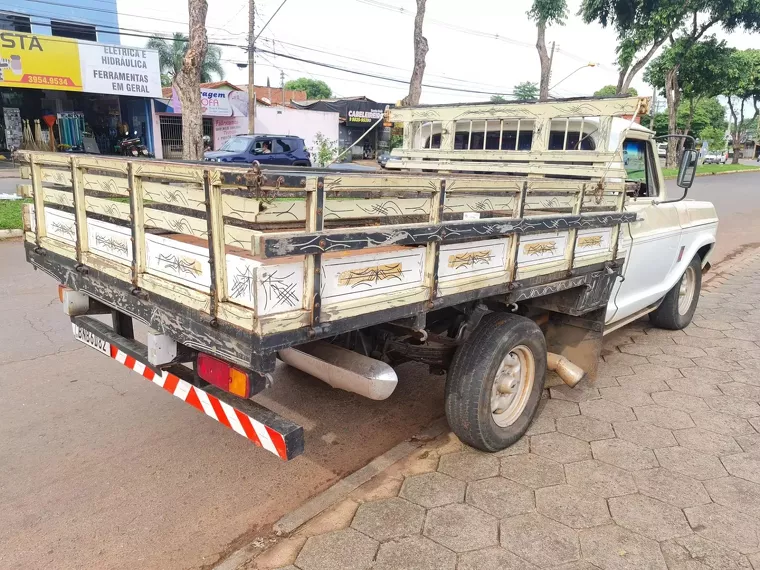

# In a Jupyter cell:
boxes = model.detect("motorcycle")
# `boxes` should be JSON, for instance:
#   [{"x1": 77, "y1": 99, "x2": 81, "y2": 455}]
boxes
[{"x1": 118, "y1": 131, "x2": 153, "y2": 158}]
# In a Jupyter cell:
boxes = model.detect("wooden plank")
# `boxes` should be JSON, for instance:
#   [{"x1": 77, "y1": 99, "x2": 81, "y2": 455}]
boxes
[
  {"x1": 82, "y1": 172, "x2": 130, "y2": 196},
  {"x1": 85, "y1": 195, "x2": 132, "y2": 221},
  {"x1": 128, "y1": 162, "x2": 146, "y2": 286},
  {"x1": 393, "y1": 149, "x2": 616, "y2": 163},
  {"x1": 387, "y1": 159, "x2": 626, "y2": 179},
  {"x1": 323, "y1": 197, "x2": 432, "y2": 221},
  {"x1": 133, "y1": 160, "x2": 205, "y2": 184},
  {"x1": 39, "y1": 166, "x2": 72, "y2": 187},
  {"x1": 42, "y1": 187, "x2": 74, "y2": 208},
  {"x1": 17, "y1": 183, "x2": 32, "y2": 197},
  {"x1": 31, "y1": 157, "x2": 46, "y2": 244},
  {"x1": 438, "y1": 238, "x2": 510, "y2": 283},
  {"x1": 43, "y1": 207, "x2": 76, "y2": 245},
  {"x1": 78, "y1": 155, "x2": 129, "y2": 173},
  {"x1": 390, "y1": 96, "x2": 647, "y2": 123},
  {"x1": 87, "y1": 218, "x2": 133, "y2": 264},
  {"x1": 143, "y1": 181, "x2": 206, "y2": 212},
  {"x1": 205, "y1": 170, "x2": 228, "y2": 317},
  {"x1": 70, "y1": 157, "x2": 88, "y2": 261},
  {"x1": 145, "y1": 233, "x2": 211, "y2": 292},
  {"x1": 256, "y1": 211, "x2": 638, "y2": 258}
]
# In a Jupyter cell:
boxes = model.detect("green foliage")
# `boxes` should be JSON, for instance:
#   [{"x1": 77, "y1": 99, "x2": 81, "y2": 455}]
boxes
[
  {"x1": 594, "y1": 85, "x2": 637, "y2": 97},
  {"x1": 390, "y1": 133, "x2": 404, "y2": 150},
  {"x1": 490, "y1": 95, "x2": 508, "y2": 103},
  {"x1": 700, "y1": 126, "x2": 728, "y2": 149},
  {"x1": 649, "y1": 98, "x2": 728, "y2": 139},
  {"x1": 284, "y1": 78, "x2": 332, "y2": 99},
  {"x1": 310, "y1": 132, "x2": 338, "y2": 167},
  {"x1": 527, "y1": 0, "x2": 568, "y2": 26},
  {"x1": 513, "y1": 82, "x2": 539, "y2": 101},
  {"x1": 146, "y1": 33, "x2": 224, "y2": 87},
  {"x1": 644, "y1": 36, "x2": 733, "y2": 100}
]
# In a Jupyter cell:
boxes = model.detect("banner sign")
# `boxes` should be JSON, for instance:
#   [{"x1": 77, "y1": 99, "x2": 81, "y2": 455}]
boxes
[
  {"x1": 213, "y1": 116, "x2": 248, "y2": 149},
  {"x1": 346, "y1": 101, "x2": 385, "y2": 126},
  {"x1": 78, "y1": 43, "x2": 161, "y2": 97},
  {"x1": 169, "y1": 88, "x2": 249, "y2": 118},
  {"x1": 0, "y1": 31, "x2": 161, "y2": 97}
]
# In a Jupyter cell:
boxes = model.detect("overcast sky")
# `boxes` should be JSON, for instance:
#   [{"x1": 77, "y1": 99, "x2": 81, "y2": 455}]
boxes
[{"x1": 116, "y1": 0, "x2": 760, "y2": 105}]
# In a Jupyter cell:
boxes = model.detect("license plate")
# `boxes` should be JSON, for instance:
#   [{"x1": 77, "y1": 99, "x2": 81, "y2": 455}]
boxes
[{"x1": 72, "y1": 323, "x2": 111, "y2": 355}]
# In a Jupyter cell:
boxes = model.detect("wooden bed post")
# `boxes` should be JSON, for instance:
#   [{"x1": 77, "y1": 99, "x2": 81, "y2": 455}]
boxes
[
  {"x1": 70, "y1": 156, "x2": 88, "y2": 263},
  {"x1": 30, "y1": 154, "x2": 46, "y2": 246},
  {"x1": 127, "y1": 161, "x2": 146, "y2": 288},
  {"x1": 205, "y1": 169, "x2": 228, "y2": 322},
  {"x1": 304, "y1": 176, "x2": 324, "y2": 328}
]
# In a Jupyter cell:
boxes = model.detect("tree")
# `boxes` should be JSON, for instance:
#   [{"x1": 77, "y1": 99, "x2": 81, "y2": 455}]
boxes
[
  {"x1": 401, "y1": 0, "x2": 428, "y2": 106},
  {"x1": 725, "y1": 49, "x2": 760, "y2": 164},
  {"x1": 490, "y1": 95, "x2": 508, "y2": 103},
  {"x1": 513, "y1": 82, "x2": 539, "y2": 101},
  {"x1": 284, "y1": 78, "x2": 332, "y2": 99},
  {"x1": 648, "y1": 98, "x2": 727, "y2": 140},
  {"x1": 528, "y1": 0, "x2": 567, "y2": 101},
  {"x1": 645, "y1": 36, "x2": 734, "y2": 166},
  {"x1": 594, "y1": 85, "x2": 637, "y2": 97},
  {"x1": 146, "y1": 32, "x2": 223, "y2": 87},
  {"x1": 174, "y1": 0, "x2": 209, "y2": 160},
  {"x1": 582, "y1": 0, "x2": 760, "y2": 97}
]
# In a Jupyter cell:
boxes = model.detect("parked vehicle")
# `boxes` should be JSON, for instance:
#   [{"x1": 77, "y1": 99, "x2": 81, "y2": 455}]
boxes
[
  {"x1": 117, "y1": 131, "x2": 152, "y2": 158},
  {"x1": 657, "y1": 142, "x2": 667, "y2": 158},
  {"x1": 204, "y1": 134, "x2": 311, "y2": 166},
  {"x1": 17, "y1": 96, "x2": 715, "y2": 460},
  {"x1": 703, "y1": 151, "x2": 727, "y2": 165}
]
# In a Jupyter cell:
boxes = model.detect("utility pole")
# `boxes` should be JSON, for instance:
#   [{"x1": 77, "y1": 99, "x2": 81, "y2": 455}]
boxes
[
  {"x1": 548, "y1": 41, "x2": 556, "y2": 86},
  {"x1": 247, "y1": 0, "x2": 255, "y2": 134},
  {"x1": 280, "y1": 69, "x2": 285, "y2": 106},
  {"x1": 650, "y1": 85, "x2": 657, "y2": 131}
]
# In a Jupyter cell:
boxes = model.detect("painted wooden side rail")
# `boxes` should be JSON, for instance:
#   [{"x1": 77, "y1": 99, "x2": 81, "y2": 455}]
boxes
[{"x1": 18, "y1": 150, "x2": 632, "y2": 341}]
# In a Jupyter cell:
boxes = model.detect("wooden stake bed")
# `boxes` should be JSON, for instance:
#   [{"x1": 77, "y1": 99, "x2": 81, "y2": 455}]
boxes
[{"x1": 18, "y1": 96, "x2": 642, "y2": 375}]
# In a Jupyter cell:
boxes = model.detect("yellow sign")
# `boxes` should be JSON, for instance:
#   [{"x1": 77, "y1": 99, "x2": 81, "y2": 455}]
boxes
[{"x1": 0, "y1": 31, "x2": 83, "y2": 91}]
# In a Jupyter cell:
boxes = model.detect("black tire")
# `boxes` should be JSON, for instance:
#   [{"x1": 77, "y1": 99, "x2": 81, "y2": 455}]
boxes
[
  {"x1": 445, "y1": 312, "x2": 547, "y2": 452},
  {"x1": 649, "y1": 255, "x2": 702, "y2": 330},
  {"x1": 292, "y1": 160, "x2": 311, "y2": 167}
]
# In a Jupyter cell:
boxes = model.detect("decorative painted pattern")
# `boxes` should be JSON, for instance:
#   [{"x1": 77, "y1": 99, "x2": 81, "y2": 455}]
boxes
[
  {"x1": 575, "y1": 227, "x2": 612, "y2": 259},
  {"x1": 45, "y1": 207, "x2": 76, "y2": 244},
  {"x1": 518, "y1": 232, "x2": 569, "y2": 268},
  {"x1": 225, "y1": 255, "x2": 305, "y2": 317},
  {"x1": 338, "y1": 263, "x2": 404, "y2": 288},
  {"x1": 439, "y1": 238, "x2": 509, "y2": 283},
  {"x1": 87, "y1": 218, "x2": 133, "y2": 263},
  {"x1": 145, "y1": 233, "x2": 211, "y2": 291},
  {"x1": 523, "y1": 241, "x2": 558, "y2": 257},
  {"x1": 321, "y1": 248, "x2": 426, "y2": 304},
  {"x1": 447, "y1": 250, "x2": 492, "y2": 269}
]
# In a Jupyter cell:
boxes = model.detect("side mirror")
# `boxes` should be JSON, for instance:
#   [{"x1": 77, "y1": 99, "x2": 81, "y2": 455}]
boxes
[{"x1": 677, "y1": 149, "x2": 698, "y2": 189}]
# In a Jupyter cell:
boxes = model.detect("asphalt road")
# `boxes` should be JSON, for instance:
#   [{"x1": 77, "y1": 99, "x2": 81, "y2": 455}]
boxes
[{"x1": 0, "y1": 170, "x2": 758, "y2": 570}]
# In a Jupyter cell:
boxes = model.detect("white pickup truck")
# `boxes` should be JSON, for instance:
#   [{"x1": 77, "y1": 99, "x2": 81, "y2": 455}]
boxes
[{"x1": 18, "y1": 96, "x2": 717, "y2": 459}]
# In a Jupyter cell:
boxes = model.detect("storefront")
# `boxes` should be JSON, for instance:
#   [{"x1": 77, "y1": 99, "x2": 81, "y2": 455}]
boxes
[
  {"x1": 153, "y1": 84, "x2": 249, "y2": 159},
  {"x1": 0, "y1": 31, "x2": 161, "y2": 156},
  {"x1": 291, "y1": 97, "x2": 392, "y2": 160}
]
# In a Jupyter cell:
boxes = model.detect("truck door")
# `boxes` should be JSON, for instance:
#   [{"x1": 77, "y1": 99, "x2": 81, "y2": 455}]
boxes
[{"x1": 607, "y1": 136, "x2": 683, "y2": 324}]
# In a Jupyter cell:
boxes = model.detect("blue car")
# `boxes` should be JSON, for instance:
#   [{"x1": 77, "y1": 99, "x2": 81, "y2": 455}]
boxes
[{"x1": 204, "y1": 134, "x2": 311, "y2": 166}]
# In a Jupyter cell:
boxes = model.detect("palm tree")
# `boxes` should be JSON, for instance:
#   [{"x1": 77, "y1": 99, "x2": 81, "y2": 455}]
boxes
[{"x1": 147, "y1": 33, "x2": 224, "y2": 87}]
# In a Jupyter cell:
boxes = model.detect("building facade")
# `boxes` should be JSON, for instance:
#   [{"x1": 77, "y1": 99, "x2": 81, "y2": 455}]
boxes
[{"x1": 1, "y1": 4, "x2": 160, "y2": 156}]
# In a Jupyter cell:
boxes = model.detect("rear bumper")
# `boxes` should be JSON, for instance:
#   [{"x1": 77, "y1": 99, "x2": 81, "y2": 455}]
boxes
[{"x1": 72, "y1": 315, "x2": 304, "y2": 461}]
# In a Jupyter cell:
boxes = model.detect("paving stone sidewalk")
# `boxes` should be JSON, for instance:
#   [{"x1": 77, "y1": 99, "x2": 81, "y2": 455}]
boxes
[{"x1": 251, "y1": 250, "x2": 760, "y2": 570}]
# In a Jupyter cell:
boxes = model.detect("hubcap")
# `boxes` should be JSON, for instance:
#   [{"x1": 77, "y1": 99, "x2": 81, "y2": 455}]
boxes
[
  {"x1": 491, "y1": 345, "x2": 535, "y2": 428},
  {"x1": 678, "y1": 265, "x2": 696, "y2": 315}
]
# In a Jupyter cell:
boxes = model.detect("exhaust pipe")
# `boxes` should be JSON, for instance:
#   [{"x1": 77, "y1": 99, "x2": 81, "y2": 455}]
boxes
[
  {"x1": 547, "y1": 352, "x2": 586, "y2": 388},
  {"x1": 278, "y1": 342, "x2": 398, "y2": 400}
]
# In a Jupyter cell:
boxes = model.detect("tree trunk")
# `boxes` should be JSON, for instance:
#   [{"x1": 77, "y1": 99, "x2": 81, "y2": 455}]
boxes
[
  {"x1": 174, "y1": 0, "x2": 209, "y2": 160},
  {"x1": 728, "y1": 96, "x2": 745, "y2": 165},
  {"x1": 664, "y1": 65, "x2": 681, "y2": 169},
  {"x1": 536, "y1": 21, "x2": 551, "y2": 101},
  {"x1": 618, "y1": 37, "x2": 668, "y2": 96},
  {"x1": 615, "y1": 68, "x2": 627, "y2": 95},
  {"x1": 400, "y1": 0, "x2": 428, "y2": 107}
]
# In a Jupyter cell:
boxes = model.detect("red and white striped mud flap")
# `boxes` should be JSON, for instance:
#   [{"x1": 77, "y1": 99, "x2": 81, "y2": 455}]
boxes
[{"x1": 71, "y1": 316, "x2": 304, "y2": 461}]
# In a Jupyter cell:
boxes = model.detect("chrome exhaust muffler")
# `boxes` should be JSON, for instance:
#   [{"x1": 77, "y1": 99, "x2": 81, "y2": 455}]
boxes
[
  {"x1": 547, "y1": 352, "x2": 586, "y2": 388},
  {"x1": 278, "y1": 341, "x2": 398, "y2": 400}
]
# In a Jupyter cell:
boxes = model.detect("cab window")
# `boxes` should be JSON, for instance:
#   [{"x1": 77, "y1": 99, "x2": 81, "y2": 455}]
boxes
[{"x1": 623, "y1": 139, "x2": 658, "y2": 198}]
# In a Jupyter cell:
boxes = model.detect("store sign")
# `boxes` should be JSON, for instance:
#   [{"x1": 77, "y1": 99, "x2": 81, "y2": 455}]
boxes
[
  {"x1": 213, "y1": 116, "x2": 248, "y2": 149},
  {"x1": 0, "y1": 31, "x2": 161, "y2": 97},
  {"x1": 79, "y1": 44, "x2": 161, "y2": 97},
  {"x1": 170, "y1": 88, "x2": 249, "y2": 118},
  {"x1": 0, "y1": 32, "x2": 82, "y2": 91},
  {"x1": 346, "y1": 102, "x2": 385, "y2": 125}
]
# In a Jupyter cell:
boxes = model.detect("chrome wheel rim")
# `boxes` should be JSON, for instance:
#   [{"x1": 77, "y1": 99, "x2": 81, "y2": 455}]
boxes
[
  {"x1": 678, "y1": 265, "x2": 696, "y2": 315},
  {"x1": 491, "y1": 345, "x2": 535, "y2": 428}
]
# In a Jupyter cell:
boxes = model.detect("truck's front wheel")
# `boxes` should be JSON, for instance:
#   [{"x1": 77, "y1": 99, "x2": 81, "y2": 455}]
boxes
[
  {"x1": 445, "y1": 313, "x2": 546, "y2": 452},
  {"x1": 649, "y1": 255, "x2": 702, "y2": 330}
]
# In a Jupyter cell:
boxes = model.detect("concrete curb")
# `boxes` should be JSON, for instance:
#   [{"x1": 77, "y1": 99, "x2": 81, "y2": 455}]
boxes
[
  {"x1": 0, "y1": 229, "x2": 22, "y2": 240},
  {"x1": 0, "y1": 169, "x2": 21, "y2": 179},
  {"x1": 213, "y1": 418, "x2": 448, "y2": 570},
  {"x1": 703, "y1": 243, "x2": 760, "y2": 286}
]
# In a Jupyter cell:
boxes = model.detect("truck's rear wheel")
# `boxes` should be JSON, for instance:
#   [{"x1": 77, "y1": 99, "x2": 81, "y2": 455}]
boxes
[
  {"x1": 649, "y1": 255, "x2": 701, "y2": 330},
  {"x1": 445, "y1": 312, "x2": 546, "y2": 452}
]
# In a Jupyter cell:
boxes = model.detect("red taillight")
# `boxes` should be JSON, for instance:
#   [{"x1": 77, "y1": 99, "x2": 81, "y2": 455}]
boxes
[{"x1": 197, "y1": 353, "x2": 251, "y2": 398}]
